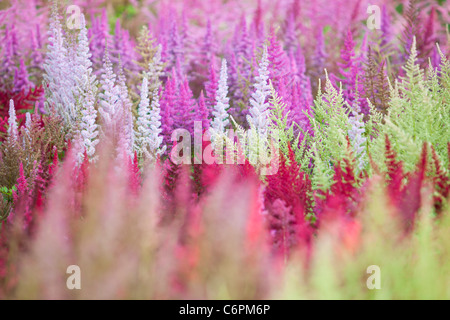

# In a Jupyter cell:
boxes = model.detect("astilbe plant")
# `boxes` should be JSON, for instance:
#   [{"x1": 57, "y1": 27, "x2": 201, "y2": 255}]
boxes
[
  {"x1": 247, "y1": 45, "x2": 271, "y2": 139},
  {"x1": 0, "y1": 0, "x2": 449, "y2": 300},
  {"x1": 265, "y1": 144, "x2": 313, "y2": 261},
  {"x1": 210, "y1": 59, "x2": 230, "y2": 141},
  {"x1": 331, "y1": 29, "x2": 367, "y2": 115},
  {"x1": 0, "y1": 86, "x2": 44, "y2": 139},
  {"x1": 363, "y1": 47, "x2": 390, "y2": 117}
]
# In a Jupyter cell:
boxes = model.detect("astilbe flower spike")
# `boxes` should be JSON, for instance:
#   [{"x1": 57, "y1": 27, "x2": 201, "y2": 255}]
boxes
[
  {"x1": 347, "y1": 104, "x2": 366, "y2": 170},
  {"x1": 148, "y1": 90, "x2": 166, "y2": 160},
  {"x1": 13, "y1": 59, "x2": 31, "y2": 94},
  {"x1": 284, "y1": 11, "x2": 297, "y2": 55},
  {"x1": 194, "y1": 91, "x2": 210, "y2": 130},
  {"x1": 32, "y1": 160, "x2": 48, "y2": 215},
  {"x1": 292, "y1": 47, "x2": 312, "y2": 104},
  {"x1": 111, "y1": 19, "x2": 136, "y2": 73},
  {"x1": 117, "y1": 65, "x2": 135, "y2": 158},
  {"x1": 204, "y1": 59, "x2": 218, "y2": 112},
  {"x1": 400, "y1": 0, "x2": 421, "y2": 66},
  {"x1": 2, "y1": 0, "x2": 450, "y2": 300},
  {"x1": 247, "y1": 45, "x2": 271, "y2": 138},
  {"x1": 166, "y1": 18, "x2": 185, "y2": 74},
  {"x1": 328, "y1": 141, "x2": 361, "y2": 217},
  {"x1": 265, "y1": 144, "x2": 313, "y2": 260},
  {"x1": 384, "y1": 135, "x2": 405, "y2": 204},
  {"x1": 43, "y1": 0, "x2": 75, "y2": 127},
  {"x1": 146, "y1": 43, "x2": 165, "y2": 94},
  {"x1": 397, "y1": 143, "x2": 428, "y2": 233},
  {"x1": 74, "y1": 14, "x2": 99, "y2": 163},
  {"x1": 88, "y1": 9, "x2": 112, "y2": 76},
  {"x1": 160, "y1": 71, "x2": 176, "y2": 146},
  {"x1": 332, "y1": 29, "x2": 367, "y2": 114},
  {"x1": 135, "y1": 76, "x2": 152, "y2": 157},
  {"x1": 7, "y1": 99, "x2": 18, "y2": 142},
  {"x1": 380, "y1": 5, "x2": 392, "y2": 50},
  {"x1": 128, "y1": 151, "x2": 141, "y2": 195},
  {"x1": 310, "y1": 29, "x2": 327, "y2": 91},
  {"x1": 98, "y1": 49, "x2": 121, "y2": 137},
  {"x1": 267, "y1": 28, "x2": 289, "y2": 90},
  {"x1": 288, "y1": 80, "x2": 312, "y2": 140},
  {"x1": 200, "y1": 19, "x2": 216, "y2": 66},
  {"x1": 210, "y1": 59, "x2": 230, "y2": 140},
  {"x1": 0, "y1": 25, "x2": 18, "y2": 92},
  {"x1": 175, "y1": 77, "x2": 195, "y2": 136}
]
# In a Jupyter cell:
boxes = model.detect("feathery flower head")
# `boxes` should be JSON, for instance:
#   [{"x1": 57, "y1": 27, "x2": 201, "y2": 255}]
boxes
[
  {"x1": 8, "y1": 99, "x2": 18, "y2": 141},
  {"x1": 210, "y1": 59, "x2": 230, "y2": 138},
  {"x1": 247, "y1": 45, "x2": 271, "y2": 138}
]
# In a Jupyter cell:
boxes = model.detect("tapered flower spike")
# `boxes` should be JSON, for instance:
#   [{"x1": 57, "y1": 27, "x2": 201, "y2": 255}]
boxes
[
  {"x1": 284, "y1": 11, "x2": 297, "y2": 54},
  {"x1": 1, "y1": 25, "x2": 18, "y2": 91},
  {"x1": 247, "y1": 45, "x2": 271, "y2": 138},
  {"x1": 400, "y1": 0, "x2": 421, "y2": 65},
  {"x1": 43, "y1": 0, "x2": 76, "y2": 127},
  {"x1": 381, "y1": 5, "x2": 392, "y2": 49},
  {"x1": 195, "y1": 91, "x2": 210, "y2": 130},
  {"x1": 228, "y1": 15, "x2": 253, "y2": 106},
  {"x1": 201, "y1": 19, "x2": 216, "y2": 65},
  {"x1": 135, "y1": 76, "x2": 152, "y2": 156},
  {"x1": 75, "y1": 14, "x2": 99, "y2": 163},
  {"x1": 98, "y1": 49, "x2": 120, "y2": 134},
  {"x1": 176, "y1": 77, "x2": 196, "y2": 134},
  {"x1": 146, "y1": 43, "x2": 165, "y2": 93},
  {"x1": 251, "y1": 0, "x2": 264, "y2": 41},
  {"x1": 88, "y1": 8, "x2": 112, "y2": 75},
  {"x1": 25, "y1": 112, "x2": 32, "y2": 131},
  {"x1": 148, "y1": 91, "x2": 166, "y2": 159},
  {"x1": 205, "y1": 59, "x2": 218, "y2": 110},
  {"x1": 293, "y1": 48, "x2": 313, "y2": 105},
  {"x1": 167, "y1": 18, "x2": 184, "y2": 72},
  {"x1": 112, "y1": 19, "x2": 136, "y2": 73},
  {"x1": 79, "y1": 97, "x2": 99, "y2": 162},
  {"x1": 14, "y1": 58, "x2": 31, "y2": 93},
  {"x1": 210, "y1": 59, "x2": 230, "y2": 138},
  {"x1": 128, "y1": 151, "x2": 141, "y2": 194},
  {"x1": 8, "y1": 99, "x2": 19, "y2": 142},
  {"x1": 233, "y1": 15, "x2": 252, "y2": 60},
  {"x1": 117, "y1": 63, "x2": 135, "y2": 157},
  {"x1": 332, "y1": 29, "x2": 367, "y2": 114},
  {"x1": 267, "y1": 28, "x2": 289, "y2": 89},
  {"x1": 160, "y1": 72, "x2": 176, "y2": 145},
  {"x1": 310, "y1": 29, "x2": 327, "y2": 88},
  {"x1": 23, "y1": 111, "x2": 33, "y2": 142},
  {"x1": 265, "y1": 145, "x2": 313, "y2": 259},
  {"x1": 30, "y1": 24, "x2": 44, "y2": 72},
  {"x1": 347, "y1": 104, "x2": 367, "y2": 170},
  {"x1": 136, "y1": 72, "x2": 164, "y2": 161}
]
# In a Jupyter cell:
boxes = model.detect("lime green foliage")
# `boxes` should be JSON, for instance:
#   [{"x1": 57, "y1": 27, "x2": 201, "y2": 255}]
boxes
[
  {"x1": 297, "y1": 71, "x2": 354, "y2": 190},
  {"x1": 288, "y1": 38, "x2": 448, "y2": 189},
  {"x1": 268, "y1": 83, "x2": 298, "y2": 158},
  {"x1": 370, "y1": 38, "x2": 450, "y2": 172}
]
